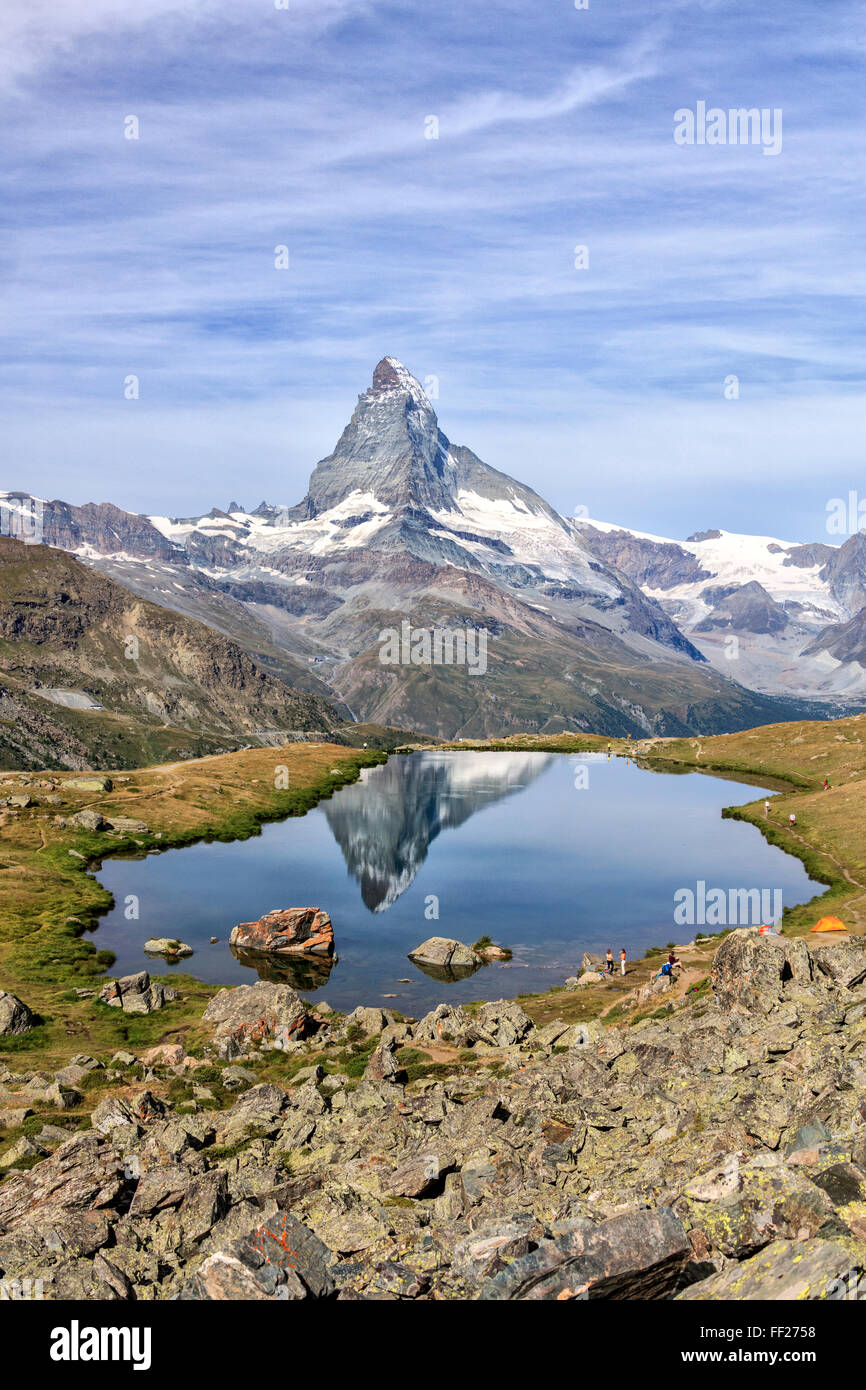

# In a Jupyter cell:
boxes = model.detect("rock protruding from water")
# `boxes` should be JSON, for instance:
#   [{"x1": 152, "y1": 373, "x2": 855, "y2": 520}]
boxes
[
  {"x1": 0, "y1": 991, "x2": 36, "y2": 1036},
  {"x1": 202, "y1": 981, "x2": 313, "y2": 1058},
  {"x1": 144, "y1": 938, "x2": 194, "y2": 959},
  {"x1": 408, "y1": 936, "x2": 483, "y2": 982},
  {"x1": 229, "y1": 907, "x2": 334, "y2": 958}
]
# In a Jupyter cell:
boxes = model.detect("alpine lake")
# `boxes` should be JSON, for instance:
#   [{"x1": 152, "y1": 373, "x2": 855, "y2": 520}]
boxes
[{"x1": 91, "y1": 751, "x2": 826, "y2": 1014}]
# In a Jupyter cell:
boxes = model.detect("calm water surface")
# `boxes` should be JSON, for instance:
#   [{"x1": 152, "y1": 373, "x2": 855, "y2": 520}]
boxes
[{"x1": 92, "y1": 752, "x2": 824, "y2": 1013}]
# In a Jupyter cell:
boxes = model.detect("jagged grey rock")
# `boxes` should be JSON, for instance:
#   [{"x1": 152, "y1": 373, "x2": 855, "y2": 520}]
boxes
[
  {"x1": 0, "y1": 992, "x2": 36, "y2": 1036},
  {"x1": 3, "y1": 930, "x2": 866, "y2": 1301},
  {"x1": 98, "y1": 971, "x2": 178, "y2": 1015}
]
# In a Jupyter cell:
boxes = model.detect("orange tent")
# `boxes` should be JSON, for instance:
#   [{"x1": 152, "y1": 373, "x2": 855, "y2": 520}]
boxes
[
  {"x1": 812, "y1": 915, "x2": 847, "y2": 933},
  {"x1": 757, "y1": 924, "x2": 782, "y2": 935}
]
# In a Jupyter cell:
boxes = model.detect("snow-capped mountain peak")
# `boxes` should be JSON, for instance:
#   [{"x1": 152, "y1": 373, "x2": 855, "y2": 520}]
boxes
[
  {"x1": 368, "y1": 356, "x2": 434, "y2": 411},
  {"x1": 11, "y1": 360, "x2": 865, "y2": 737}
]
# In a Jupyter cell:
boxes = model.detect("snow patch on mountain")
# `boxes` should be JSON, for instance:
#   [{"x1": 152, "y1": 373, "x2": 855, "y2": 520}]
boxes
[
  {"x1": 150, "y1": 491, "x2": 394, "y2": 558},
  {"x1": 430, "y1": 492, "x2": 616, "y2": 593},
  {"x1": 572, "y1": 516, "x2": 866, "y2": 698},
  {"x1": 575, "y1": 518, "x2": 844, "y2": 620}
]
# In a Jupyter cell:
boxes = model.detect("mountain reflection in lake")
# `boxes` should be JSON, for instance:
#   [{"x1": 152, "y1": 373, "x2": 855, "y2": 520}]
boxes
[
  {"x1": 322, "y1": 751, "x2": 552, "y2": 911},
  {"x1": 93, "y1": 752, "x2": 825, "y2": 1013}
]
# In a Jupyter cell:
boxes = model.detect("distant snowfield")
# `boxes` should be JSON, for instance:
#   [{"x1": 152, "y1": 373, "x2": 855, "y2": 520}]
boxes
[
  {"x1": 147, "y1": 483, "x2": 615, "y2": 596},
  {"x1": 572, "y1": 517, "x2": 862, "y2": 697},
  {"x1": 575, "y1": 516, "x2": 841, "y2": 612},
  {"x1": 135, "y1": 497, "x2": 864, "y2": 700}
]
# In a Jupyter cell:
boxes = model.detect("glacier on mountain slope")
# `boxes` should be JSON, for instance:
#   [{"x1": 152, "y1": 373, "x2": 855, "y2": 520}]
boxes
[{"x1": 571, "y1": 517, "x2": 865, "y2": 697}]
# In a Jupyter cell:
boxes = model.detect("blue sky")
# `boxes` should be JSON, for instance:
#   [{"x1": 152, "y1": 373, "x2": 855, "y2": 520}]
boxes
[{"x1": 1, "y1": 0, "x2": 863, "y2": 540}]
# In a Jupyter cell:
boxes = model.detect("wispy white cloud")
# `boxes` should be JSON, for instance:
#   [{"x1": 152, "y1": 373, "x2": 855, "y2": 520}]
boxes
[
  {"x1": 0, "y1": 0, "x2": 371, "y2": 86},
  {"x1": 439, "y1": 35, "x2": 662, "y2": 139},
  {"x1": 0, "y1": 0, "x2": 863, "y2": 538}
]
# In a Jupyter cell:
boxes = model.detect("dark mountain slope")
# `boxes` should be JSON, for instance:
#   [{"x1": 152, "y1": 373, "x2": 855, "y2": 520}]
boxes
[{"x1": 0, "y1": 539, "x2": 340, "y2": 768}]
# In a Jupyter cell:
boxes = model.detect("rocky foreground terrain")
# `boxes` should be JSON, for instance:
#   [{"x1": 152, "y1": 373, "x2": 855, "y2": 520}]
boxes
[{"x1": 2, "y1": 928, "x2": 866, "y2": 1301}]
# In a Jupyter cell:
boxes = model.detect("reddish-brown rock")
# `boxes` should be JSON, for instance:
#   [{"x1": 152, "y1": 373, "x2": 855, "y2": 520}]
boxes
[
  {"x1": 202, "y1": 982, "x2": 313, "y2": 1057},
  {"x1": 229, "y1": 907, "x2": 334, "y2": 958}
]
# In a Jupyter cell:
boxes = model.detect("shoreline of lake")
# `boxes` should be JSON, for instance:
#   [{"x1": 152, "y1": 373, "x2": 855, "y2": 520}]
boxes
[
  {"x1": 90, "y1": 750, "x2": 826, "y2": 1014},
  {"x1": 0, "y1": 722, "x2": 860, "y2": 1068}
]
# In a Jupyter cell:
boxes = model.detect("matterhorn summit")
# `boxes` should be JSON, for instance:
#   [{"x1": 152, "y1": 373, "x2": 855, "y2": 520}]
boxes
[{"x1": 14, "y1": 358, "x2": 819, "y2": 738}]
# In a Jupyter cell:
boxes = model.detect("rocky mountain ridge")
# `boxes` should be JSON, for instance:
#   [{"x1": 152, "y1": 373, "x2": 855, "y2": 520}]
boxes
[
  {"x1": 0, "y1": 538, "x2": 340, "y2": 769},
  {"x1": 1, "y1": 361, "x2": 840, "y2": 739}
]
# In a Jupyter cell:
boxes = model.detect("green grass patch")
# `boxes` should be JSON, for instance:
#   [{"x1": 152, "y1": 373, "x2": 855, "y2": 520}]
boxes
[{"x1": 0, "y1": 1024, "x2": 50, "y2": 1053}]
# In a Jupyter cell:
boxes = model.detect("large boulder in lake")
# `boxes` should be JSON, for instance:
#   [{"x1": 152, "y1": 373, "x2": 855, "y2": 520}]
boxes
[
  {"x1": 408, "y1": 937, "x2": 483, "y2": 983},
  {"x1": 229, "y1": 907, "x2": 334, "y2": 958},
  {"x1": 202, "y1": 981, "x2": 313, "y2": 1057},
  {"x1": 711, "y1": 929, "x2": 811, "y2": 1015},
  {"x1": 0, "y1": 991, "x2": 36, "y2": 1036}
]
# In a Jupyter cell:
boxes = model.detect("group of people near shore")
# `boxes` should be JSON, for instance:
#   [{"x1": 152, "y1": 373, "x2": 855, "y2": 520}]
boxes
[
  {"x1": 600, "y1": 946, "x2": 681, "y2": 983},
  {"x1": 604, "y1": 947, "x2": 627, "y2": 977},
  {"x1": 653, "y1": 950, "x2": 682, "y2": 983}
]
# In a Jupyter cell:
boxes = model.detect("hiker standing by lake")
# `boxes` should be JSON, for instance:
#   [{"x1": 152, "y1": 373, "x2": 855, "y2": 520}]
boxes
[
  {"x1": 620, "y1": 948, "x2": 627, "y2": 976},
  {"x1": 605, "y1": 948, "x2": 615, "y2": 975},
  {"x1": 764, "y1": 799, "x2": 771, "y2": 815}
]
